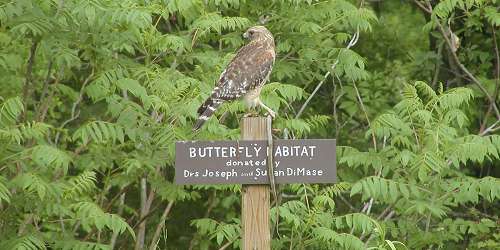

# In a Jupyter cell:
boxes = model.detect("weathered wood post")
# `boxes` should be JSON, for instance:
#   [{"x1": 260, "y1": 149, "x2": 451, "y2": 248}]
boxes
[{"x1": 241, "y1": 117, "x2": 271, "y2": 250}]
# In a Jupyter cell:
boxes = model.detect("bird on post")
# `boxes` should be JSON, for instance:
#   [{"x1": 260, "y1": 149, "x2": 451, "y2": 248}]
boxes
[{"x1": 193, "y1": 26, "x2": 276, "y2": 131}]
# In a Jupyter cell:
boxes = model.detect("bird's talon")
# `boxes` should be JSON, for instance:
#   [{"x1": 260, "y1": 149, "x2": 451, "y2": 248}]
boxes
[
  {"x1": 267, "y1": 111, "x2": 276, "y2": 119},
  {"x1": 244, "y1": 112, "x2": 259, "y2": 118}
]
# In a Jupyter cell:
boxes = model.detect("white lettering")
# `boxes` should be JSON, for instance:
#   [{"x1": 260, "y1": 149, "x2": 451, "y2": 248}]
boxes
[
  {"x1": 255, "y1": 168, "x2": 262, "y2": 177},
  {"x1": 199, "y1": 148, "x2": 206, "y2": 157},
  {"x1": 206, "y1": 147, "x2": 213, "y2": 157},
  {"x1": 189, "y1": 147, "x2": 196, "y2": 158},
  {"x1": 297, "y1": 167, "x2": 305, "y2": 175},
  {"x1": 275, "y1": 146, "x2": 281, "y2": 157},
  {"x1": 282, "y1": 146, "x2": 289, "y2": 157},
  {"x1": 184, "y1": 170, "x2": 198, "y2": 177},
  {"x1": 245, "y1": 147, "x2": 252, "y2": 157},
  {"x1": 301, "y1": 146, "x2": 309, "y2": 157},
  {"x1": 213, "y1": 146, "x2": 221, "y2": 157},
  {"x1": 309, "y1": 146, "x2": 316, "y2": 157},
  {"x1": 254, "y1": 146, "x2": 262, "y2": 157}
]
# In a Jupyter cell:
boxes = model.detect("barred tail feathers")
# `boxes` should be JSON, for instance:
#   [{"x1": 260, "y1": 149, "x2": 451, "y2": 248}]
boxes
[{"x1": 193, "y1": 98, "x2": 223, "y2": 130}]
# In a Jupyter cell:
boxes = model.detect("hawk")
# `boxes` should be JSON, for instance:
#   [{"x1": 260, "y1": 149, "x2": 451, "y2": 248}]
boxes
[{"x1": 193, "y1": 26, "x2": 276, "y2": 130}]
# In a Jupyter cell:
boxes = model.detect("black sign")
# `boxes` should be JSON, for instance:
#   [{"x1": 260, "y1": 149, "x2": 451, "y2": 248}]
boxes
[{"x1": 175, "y1": 139, "x2": 336, "y2": 184}]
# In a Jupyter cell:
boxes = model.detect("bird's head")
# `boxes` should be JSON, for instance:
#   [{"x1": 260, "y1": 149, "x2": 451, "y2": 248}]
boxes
[{"x1": 243, "y1": 26, "x2": 273, "y2": 42}]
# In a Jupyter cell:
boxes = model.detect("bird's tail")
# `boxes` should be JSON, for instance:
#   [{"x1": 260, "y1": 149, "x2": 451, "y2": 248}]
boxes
[{"x1": 193, "y1": 98, "x2": 224, "y2": 131}]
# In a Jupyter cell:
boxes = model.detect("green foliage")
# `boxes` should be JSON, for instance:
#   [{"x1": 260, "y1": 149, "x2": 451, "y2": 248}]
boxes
[
  {"x1": 0, "y1": 0, "x2": 498, "y2": 249},
  {"x1": 0, "y1": 176, "x2": 11, "y2": 203},
  {"x1": 313, "y1": 227, "x2": 365, "y2": 249},
  {"x1": 1, "y1": 234, "x2": 47, "y2": 250},
  {"x1": 71, "y1": 202, "x2": 135, "y2": 237},
  {"x1": 191, "y1": 218, "x2": 240, "y2": 246},
  {"x1": 73, "y1": 121, "x2": 126, "y2": 144},
  {"x1": 0, "y1": 96, "x2": 23, "y2": 132},
  {"x1": 342, "y1": 82, "x2": 500, "y2": 248}
]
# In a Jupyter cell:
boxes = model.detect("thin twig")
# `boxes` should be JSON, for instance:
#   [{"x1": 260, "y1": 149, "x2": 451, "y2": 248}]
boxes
[
  {"x1": 133, "y1": 166, "x2": 160, "y2": 249},
  {"x1": 218, "y1": 239, "x2": 236, "y2": 250},
  {"x1": 355, "y1": 79, "x2": 383, "y2": 222},
  {"x1": 104, "y1": 185, "x2": 131, "y2": 212},
  {"x1": 267, "y1": 115, "x2": 280, "y2": 237},
  {"x1": 363, "y1": 210, "x2": 395, "y2": 246},
  {"x1": 440, "y1": 23, "x2": 500, "y2": 119},
  {"x1": 425, "y1": 212, "x2": 432, "y2": 232},
  {"x1": 131, "y1": 204, "x2": 161, "y2": 229},
  {"x1": 412, "y1": 0, "x2": 431, "y2": 14},
  {"x1": 55, "y1": 68, "x2": 95, "y2": 144},
  {"x1": 35, "y1": 59, "x2": 53, "y2": 121},
  {"x1": 352, "y1": 79, "x2": 377, "y2": 151},
  {"x1": 135, "y1": 177, "x2": 149, "y2": 250},
  {"x1": 295, "y1": 30, "x2": 359, "y2": 119},
  {"x1": 110, "y1": 193, "x2": 126, "y2": 249},
  {"x1": 303, "y1": 183, "x2": 310, "y2": 211},
  {"x1": 332, "y1": 75, "x2": 340, "y2": 135},
  {"x1": 431, "y1": 42, "x2": 445, "y2": 87},
  {"x1": 416, "y1": 0, "x2": 500, "y2": 119},
  {"x1": 21, "y1": 40, "x2": 39, "y2": 122},
  {"x1": 376, "y1": 206, "x2": 392, "y2": 221},
  {"x1": 57, "y1": 196, "x2": 65, "y2": 233},
  {"x1": 338, "y1": 194, "x2": 357, "y2": 211},
  {"x1": 479, "y1": 119, "x2": 500, "y2": 136},
  {"x1": 492, "y1": 25, "x2": 500, "y2": 102},
  {"x1": 188, "y1": 190, "x2": 217, "y2": 250},
  {"x1": 18, "y1": 214, "x2": 34, "y2": 236},
  {"x1": 148, "y1": 200, "x2": 174, "y2": 250},
  {"x1": 480, "y1": 26, "x2": 500, "y2": 133},
  {"x1": 37, "y1": 77, "x2": 57, "y2": 123},
  {"x1": 360, "y1": 206, "x2": 393, "y2": 241}
]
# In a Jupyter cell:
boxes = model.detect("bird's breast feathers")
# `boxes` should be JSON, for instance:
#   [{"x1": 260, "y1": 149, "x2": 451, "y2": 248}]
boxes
[{"x1": 244, "y1": 87, "x2": 262, "y2": 108}]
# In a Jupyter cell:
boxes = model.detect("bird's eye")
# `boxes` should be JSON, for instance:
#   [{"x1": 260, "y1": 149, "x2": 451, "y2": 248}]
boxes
[{"x1": 248, "y1": 30, "x2": 254, "y2": 35}]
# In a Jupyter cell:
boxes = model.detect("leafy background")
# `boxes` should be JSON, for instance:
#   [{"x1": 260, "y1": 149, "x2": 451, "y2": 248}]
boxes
[{"x1": 0, "y1": 0, "x2": 499, "y2": 249}]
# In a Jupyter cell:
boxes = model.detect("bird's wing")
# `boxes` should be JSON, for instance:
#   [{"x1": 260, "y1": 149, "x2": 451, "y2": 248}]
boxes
[
  {"x1": 211, "y1": 43, "x2": 275, "y2": 101},
  {"x1": 193, "y1": 41, "x2": 275, "y2": 130}
]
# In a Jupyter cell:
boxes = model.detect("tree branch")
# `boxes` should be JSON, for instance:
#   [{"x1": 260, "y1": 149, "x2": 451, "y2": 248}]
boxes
[
  {"x1": 492, "y1": 25, "x2": 500, "y2": 100},
  {"x1": 104, "y1": 185, "x2": 131, "y2": 212},
  {"x1": 438, "y1": 22, "x2": 500, "y2": 119},
  {"x1": 418, "y1": 0, "x2": 500, "y2": 119},
  {"x1": 218, "y1": 239, "x2": 236, "y2": 250},
  {"x1": 21, "y1": 40, "x2": 39, "y2": 122},
  {"x1": 35, "y1": 59, "x2": 54, "y2": 121},
  {"x1": 352, "y1": 79, "x2": 377, "y2": 151},
  {"x1": 134, "y1": 166, "x2": 160, "y2": 250},
  {"x1": 135, "y1": 177, "x2": 149, "y2": 250},
  {"x1": 295, "y1": 30, "x2": 359, "y2": 119},
  {"x1": 188, "y1": 190, "x2": 217, "y2": 250},
  {"x1": 479, "y1": 119, "x2": 500, "y2": 136},
  {"x1": 110, "y1": 193, "x2": 126, "y2": 249},
  {"x1": 148, "y1": 200, "x2": 174, "y2": 250},
  {"x1": 55, "y1": 68, "x2": 94, "y2": 144}
]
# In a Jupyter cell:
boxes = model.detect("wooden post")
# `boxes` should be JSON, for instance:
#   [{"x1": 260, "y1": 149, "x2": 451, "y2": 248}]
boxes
[{"x1": 241, "y1": 117, "x2": 271, "y2": 250}]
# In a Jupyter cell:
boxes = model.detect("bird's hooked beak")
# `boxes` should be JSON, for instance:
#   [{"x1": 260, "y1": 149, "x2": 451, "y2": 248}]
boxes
[{"x1": 243, "y1": 29, "x2": 255, "y2": 40}]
